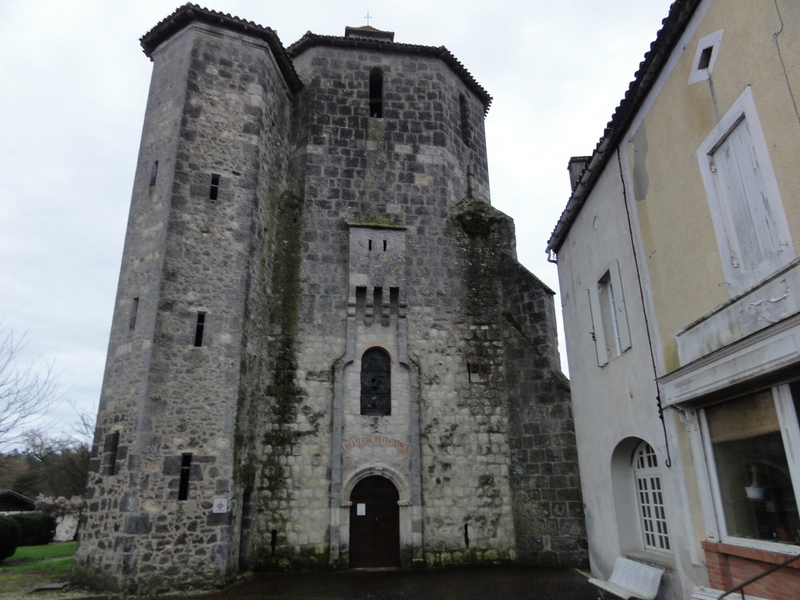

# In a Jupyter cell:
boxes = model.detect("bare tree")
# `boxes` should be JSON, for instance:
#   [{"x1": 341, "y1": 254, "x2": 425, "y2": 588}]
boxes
[
  {"x1": 69, "y1": 402, "x2": 96, "y2": 447},
  {"x1": 7, "y1": 404, "x2": 94, "y2": 498},
  {"x1": 18, "y1": 428, "x2": 90, "y2": 498},
  {"x1": 0, "y1": 326, "x2": 59, "y2": 451}
]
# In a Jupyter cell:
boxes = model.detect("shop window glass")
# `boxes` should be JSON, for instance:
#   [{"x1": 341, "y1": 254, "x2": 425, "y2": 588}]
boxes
[{"x1": 705, "y1": 389, "x2": 800, "y2": 544}]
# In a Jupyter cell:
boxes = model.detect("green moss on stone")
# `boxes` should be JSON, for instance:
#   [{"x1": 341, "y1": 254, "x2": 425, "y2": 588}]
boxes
[
  {"x1": 348, "y1": 219, "x2": 405, "y2": 230},
  {"x1": 455, "y1": 199, "x2": 505, "y2": 239},
  {"x1": 422, "y1": 547, "x2": 513, "y2": 568},
  {"x1": 256, "y1": 192, "x2": 305, "y2": 542},
  {"x1": 252, "y1": 543, "x2": 333, "y2": 573}
]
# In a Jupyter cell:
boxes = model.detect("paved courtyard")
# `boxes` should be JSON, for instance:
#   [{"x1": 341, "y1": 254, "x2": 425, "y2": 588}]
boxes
[{"x1": 149, "y1": 566, "x2": 599, "y2": 600}]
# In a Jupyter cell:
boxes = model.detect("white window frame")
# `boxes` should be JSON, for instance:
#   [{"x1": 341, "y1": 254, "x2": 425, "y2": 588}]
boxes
[
  {"x1": 588, "y1": 259, "x2": 631, "y2": 366},
  {"x1": 697, "y1": 86, "x2": 794, "y2": 296},
  {"x1": 634, "y1": 442, "x2": 672, "y2": 553},
  {"x1": 699, "y1": 384, "x2": 800, "y2": 553},
  {"x1": 688, "y1": 29, "x2": 723, "y2": 85}
]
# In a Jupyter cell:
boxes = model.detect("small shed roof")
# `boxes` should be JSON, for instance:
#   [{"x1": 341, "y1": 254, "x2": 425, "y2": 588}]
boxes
[{"x1": 0, "y1": 490, "x2": 35, "y2": 512}]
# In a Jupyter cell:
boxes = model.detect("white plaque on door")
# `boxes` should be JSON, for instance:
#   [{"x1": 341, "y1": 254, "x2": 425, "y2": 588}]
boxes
[{"x1": 356, "y1": 503, "x2": 366, "y2": 516}]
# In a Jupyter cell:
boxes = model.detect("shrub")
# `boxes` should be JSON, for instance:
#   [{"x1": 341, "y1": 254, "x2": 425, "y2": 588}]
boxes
[
  {"x1": 70, "y1": 565, "x2": 121, "y2": 593},
  {"x1": 8, "y1": 512, "x2": 56, "y2": 546},
  {"x1": 0, "y1": 517, "x2": 21, "y2": 561}
]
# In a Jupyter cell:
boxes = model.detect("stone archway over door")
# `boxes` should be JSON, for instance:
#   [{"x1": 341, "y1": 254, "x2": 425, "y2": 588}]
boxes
[{"x1": 349, "y1": 475, "x2": 400, "y2": 567}]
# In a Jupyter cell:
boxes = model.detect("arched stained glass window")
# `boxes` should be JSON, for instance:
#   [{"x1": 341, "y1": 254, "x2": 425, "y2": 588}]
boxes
[{"x1": 361, "y1": 347, "x2": 390, "y2": 415}]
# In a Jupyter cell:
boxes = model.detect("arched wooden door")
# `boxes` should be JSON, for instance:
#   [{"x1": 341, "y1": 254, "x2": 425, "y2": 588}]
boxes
[{"x1": 349, "y1": 475, "x2": 400, "y2": 568}]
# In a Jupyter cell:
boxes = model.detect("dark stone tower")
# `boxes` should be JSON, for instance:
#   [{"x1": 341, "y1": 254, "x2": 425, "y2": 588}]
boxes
[{"x1": 76, "y1": 5, "x2": 586, "y2": 593}]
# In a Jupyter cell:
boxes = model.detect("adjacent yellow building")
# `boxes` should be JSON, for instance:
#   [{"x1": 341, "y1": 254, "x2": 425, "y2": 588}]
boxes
[{"x1": 548, "y1": 1, "x2": 800, "y2": 598}]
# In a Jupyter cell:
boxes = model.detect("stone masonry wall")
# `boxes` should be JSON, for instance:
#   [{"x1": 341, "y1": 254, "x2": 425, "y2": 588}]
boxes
[
  {"x1": 247, "y1": 44, "x2": 513, "y2": 569},
  {"x1": 77, "y1": 25, "x2": 200, "y2": 585},
  {"x1": 78, "y1": 23, "x2": 297, "y2": 592},
  {"x1": 498, "y1": 257, "x2": 588, "y2": 567},
  {"x1": 243, "y1": 40, "x2": 587, "y2": 570},
  {"x1": 79, "y1": 10, "x2": 587, "y2": 590}
]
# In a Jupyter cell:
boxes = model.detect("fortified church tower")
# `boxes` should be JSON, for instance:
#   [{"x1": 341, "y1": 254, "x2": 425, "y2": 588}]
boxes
[{"x1": 76, "y1": 5, "x2": 586, "y2": 592}]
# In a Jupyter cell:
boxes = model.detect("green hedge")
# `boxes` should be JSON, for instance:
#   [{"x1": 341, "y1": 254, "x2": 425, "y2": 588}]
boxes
[
  {"x1": 0, "y1": 517, "x2": 21, "y2": 561},
  {"x1": 7, "y1": 513, "x2": 56, "y2": 547}
]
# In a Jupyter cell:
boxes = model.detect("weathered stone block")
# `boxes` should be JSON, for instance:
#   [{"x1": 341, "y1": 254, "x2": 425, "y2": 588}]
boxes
[{"x1": 124, "y1": 514, "x2": 152, "y2": 535}]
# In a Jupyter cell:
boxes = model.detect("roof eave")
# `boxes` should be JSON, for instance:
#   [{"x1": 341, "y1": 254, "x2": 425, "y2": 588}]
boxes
[
  {"x1": 546, "y1": 0, "x2": 703, "y2": 255},
  {"x1": 288, "y1": 32, "x2": 492, "y2": 115},
  {"x1": 140, "y1": 3, "x2": 303, "y2": 94}
]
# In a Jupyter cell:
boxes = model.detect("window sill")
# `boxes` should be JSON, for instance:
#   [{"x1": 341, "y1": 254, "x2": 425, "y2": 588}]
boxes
[
  {"x1": 674, "y1": 256, "x2": 800, "y2": 368},
  {"x1": 623, "y1": 550, "x2": 675, "y2": 570},
  {"x1": 702, "y1": 540, "x2": 800, "y2": 565}
]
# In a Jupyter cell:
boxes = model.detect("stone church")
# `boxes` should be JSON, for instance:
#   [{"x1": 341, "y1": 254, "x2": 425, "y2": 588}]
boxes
[{"x1": 76, "y1": 4, "x2": 585, "y2": 592}]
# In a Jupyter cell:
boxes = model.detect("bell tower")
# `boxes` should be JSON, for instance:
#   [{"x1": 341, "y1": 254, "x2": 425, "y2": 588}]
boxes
[{"x1": 77, "y1": 6, "x2": 587, "y2": 592}]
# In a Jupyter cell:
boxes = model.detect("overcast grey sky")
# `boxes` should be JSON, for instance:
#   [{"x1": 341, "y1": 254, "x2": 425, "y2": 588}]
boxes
[{"x1": 0, "y1": 0, "x2": 674, "y2": 439}]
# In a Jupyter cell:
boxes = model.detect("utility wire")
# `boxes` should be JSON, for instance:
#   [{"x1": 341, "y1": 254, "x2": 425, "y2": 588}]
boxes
[{"x1": 616, "y1": 148, "x2": 672, "y2": 468}]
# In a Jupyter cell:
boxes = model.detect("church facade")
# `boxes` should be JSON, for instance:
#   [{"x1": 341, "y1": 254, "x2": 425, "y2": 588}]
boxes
[{"x1": 76, "y1": 5, "x2": 585, "y2": 592}]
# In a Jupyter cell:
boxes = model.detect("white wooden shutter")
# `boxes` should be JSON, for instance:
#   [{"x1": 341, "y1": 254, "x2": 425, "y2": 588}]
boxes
[
  {"x1": 609, "y1": 259, "x2": 631, "y2": 352},
  {"x1": 712, "y1": 118, "x2": 779, "y2": 274},
  {"x1": 588, "y1": 286, "x2": 608, "y2": 366}
]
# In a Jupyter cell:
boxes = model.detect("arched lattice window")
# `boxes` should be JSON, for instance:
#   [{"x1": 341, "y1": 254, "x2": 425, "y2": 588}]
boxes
[
  {"x1": 633, "y1": 442, "x2": 670, "y2": 551},
  {"x1": 361, "y1": 347, "x2": 390, "y2": 415},
  {"x1": 369, "y1": 68, "x2": 383, "y2": 118}
]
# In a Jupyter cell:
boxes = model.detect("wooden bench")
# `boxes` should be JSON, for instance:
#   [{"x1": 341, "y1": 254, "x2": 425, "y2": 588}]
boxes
[{"x1": 588, "y1": 557, "x2": 665, "y2": 599}]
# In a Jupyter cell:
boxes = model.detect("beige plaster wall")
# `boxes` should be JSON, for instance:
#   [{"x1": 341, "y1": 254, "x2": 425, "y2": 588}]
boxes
[{"x1": 629, "y1": 0, "x2": 800, "y2": 372}]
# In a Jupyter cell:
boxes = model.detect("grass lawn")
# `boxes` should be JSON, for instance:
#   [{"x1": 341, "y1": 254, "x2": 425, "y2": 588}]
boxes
[{"x1": 0, "y1": 542, "x2": 76, "y2": 594}]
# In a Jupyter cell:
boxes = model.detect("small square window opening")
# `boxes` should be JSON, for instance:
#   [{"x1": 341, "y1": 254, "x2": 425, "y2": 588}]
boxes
[
  {"x1": 698, "y1": 46, "x2": 713, "y2": 70},
  {"x1": 688, "y1": 29, "x2": 723, "y2": 85}
]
